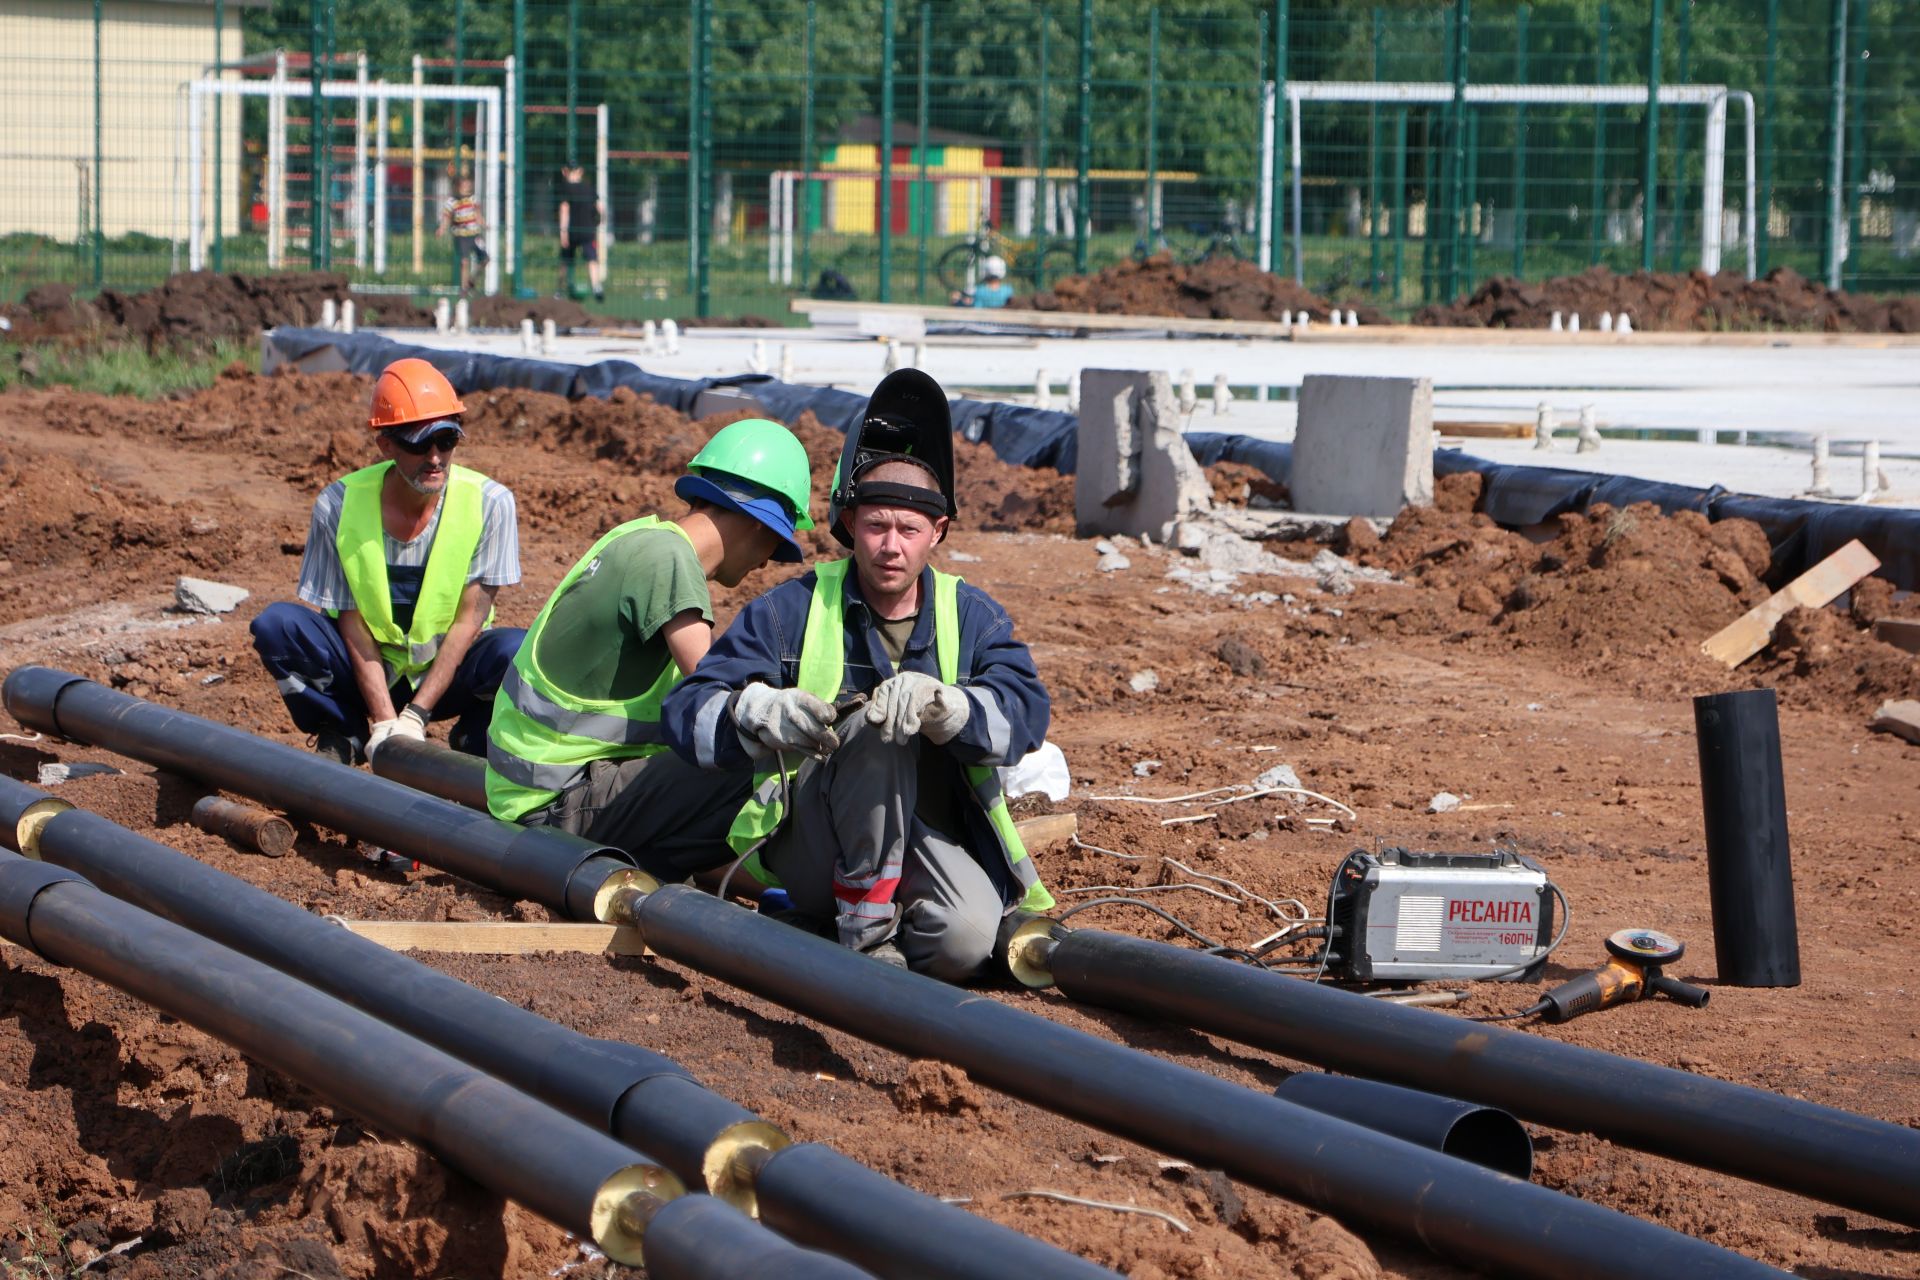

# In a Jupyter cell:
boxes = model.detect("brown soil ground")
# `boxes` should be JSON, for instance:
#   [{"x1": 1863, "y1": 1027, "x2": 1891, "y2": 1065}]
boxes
[
  {"x1": 1, "y1": 273, "x2": 604, "y2": 349},
  {"x1": 2, "y1": 375, "x2": 1918, "y2": 1279},
  {"x1": 1011, "y1": 256, "x2": 1389, "y2": 326},
  {"x1": 1414, "y1": 265, "x2": 1920, "y2": 333}
]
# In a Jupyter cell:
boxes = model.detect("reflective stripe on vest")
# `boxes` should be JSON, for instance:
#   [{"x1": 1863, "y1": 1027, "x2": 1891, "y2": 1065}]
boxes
[
  {"x1": 728, "y1": 562, "x2": 1055, "y2": 913},
  {"x1": 483, "y1": 517, "x2": 689, "y2": 821},
  {"x1": 334, "y1": 461, "x2": 489, "y2": 681}
]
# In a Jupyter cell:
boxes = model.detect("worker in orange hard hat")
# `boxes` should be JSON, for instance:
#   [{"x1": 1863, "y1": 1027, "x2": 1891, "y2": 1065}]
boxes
[{"x1": 250, "y1": 357, "x2": 526, "y2": 818}]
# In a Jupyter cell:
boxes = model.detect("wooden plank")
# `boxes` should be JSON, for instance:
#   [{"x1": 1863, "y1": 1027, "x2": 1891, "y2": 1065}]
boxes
[
  {"x1": 1436, "y1": 421, "x2": 1534, "y2": 439},
  {"x1": 336, "y1": 920, "x2": 650, "y2": 957},
  {"x1": 1870, "y1": 700, "x2": 1920, "y2": 746},
  {"x1": 791, "y1": 297, "x2": 1300, "y2": 340},
  {"x1": 1700, "y1": 540, "x2": 1882, "y2": 667},
  {"x1": 1013, "y1": 812, "x2": 1079, "y2": 849},
  {"x1": 789, "y1": 299, "x2": 1920, "y2": 348},
  {"x1": 1871, "y1": 618, "x2": 1920, "y2": 656}
]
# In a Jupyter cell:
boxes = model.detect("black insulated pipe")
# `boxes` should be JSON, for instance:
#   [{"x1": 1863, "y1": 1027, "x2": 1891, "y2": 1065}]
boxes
[
  {"x1": 1041, "y1": 928, "x2": 1920, "y2": 1229},
  {"x1": 372, "y1": 735, "x2": 488, "y2": 810},
  {"x1": 1694, "y1": 688, "x2": 1801, "y2": 987},
  {"x1": 1272, "y1": 1073, "x2": 1533, "y2": 1179},
  {"x1": 629, "y1": 885, "x2": 1786, "y2": 1280},
  {"x1": 0, "y1": 778, "x2": 1118, "y2": 1280},
  {"x1": 641, "y1": 1194, "x2": 874, "y2": 1280},
  {"x1": 1, "y1": 667, "x2": 627, "y2": 913},
  {"x1": 749, "y1": 1143, "x2": 1113, "y2": 1280},
  {"x1": 0, "y1": 850, "x2": 681, "y2": 1266}
]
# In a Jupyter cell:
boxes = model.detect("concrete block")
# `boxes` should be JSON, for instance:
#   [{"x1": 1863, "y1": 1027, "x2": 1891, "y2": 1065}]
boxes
[
  {"x1": 1291, "y1": 374, "x2": 1433, "y2": 518},
  {"x1": 175, "y1": 576, "x2": 250, "y2": 615},
  {"x1": 1075, "y1": 369, "x2": 1213, "y2": 541}
]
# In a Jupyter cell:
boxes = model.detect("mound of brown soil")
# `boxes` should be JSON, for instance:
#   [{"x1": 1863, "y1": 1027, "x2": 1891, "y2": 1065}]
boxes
[
  {"x1": 1, "y1": 272, "x2": 603, "y2": 349},
  {"x1": 1012, "y1": 255, "x2": 1387, "y2": 325},
  {"x1": 1416, "y1": 266, "x2": 1920, "y2": 333}
]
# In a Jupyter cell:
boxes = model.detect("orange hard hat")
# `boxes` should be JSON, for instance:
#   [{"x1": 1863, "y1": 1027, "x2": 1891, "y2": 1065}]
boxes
[{"x1": 369, "y1": 357, "x2": 465, "y2": 431}]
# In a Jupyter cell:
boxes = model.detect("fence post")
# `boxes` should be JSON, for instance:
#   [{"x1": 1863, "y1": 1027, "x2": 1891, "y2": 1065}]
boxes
[
  {"x1": 1463, "y1": 111, "x2": 1478, "y2": 291},
  {"x1": 92, "y1": 0, "x2": 102, "y2": 286},
  {"x1": 1822, "y1": 0, "x2": 1847, "y2": 288},
  {"x1": 1036, "y1": 12, "x2": 1050, "y2": 248},
  {"x1": 1270, "y1": 0, "x2": 1287, "y2": 279},
  {"x1": 1367, "y1": 8, "x2": 1382, "y2": 293},
  {"x1": 212, "y1": 0, "x2": 225, "y2": 273},
  {"x1": 1446, "y1": 0, "x2": 1469, "y2": 300},
  {"x1": 1392, "y1": 106, "x2": 1407, "y2": 302},
  {"x1": 916, "y1": 1, "x2": 930, "y2": 300},
  {"x1": 1145, "y1": 6, "x2": 1158, "y2": 248},
  {"x1": 799, "y1": 0, "x2": 816, "y2": 292},
  {"x1": 879, "y1": 0, "x2": 896, "y2": 302},
  {"x1": 310, "y1": 0, "x2": 333, "y2": 271},
  {"x1": 1758, "y1": 0, "x2": 1778, "y2": 273},
  {"x1": 686, "y1": 0, "x2": 700, "y2": 294},
  {"x1": 695, "y1": 0, "x2": 714, "y2": 315},
  {"x1": 512, "y1": 0, "x2": 526, "y2": 297},
  {"x1": 1512, "y1": 4, "x2": 1528, "y2": 279},
  {"x1": 566, "y1": 0, "x2": 578, "y2": 165},
  {"x1": 453, "y1": 0, "x2": 465, "y2": 179},
  {"x1": 1668, "y1": 0, "x2": 1691, "y2": 271},
  {"x1": 1642, "y1": 0, "x2": 1663, "y2": 272},
  {"x1": 1074, "y1": 0, "x2": 1091, "y2": 273},
  {"x1": 1843, "y1": 0, "x2": 1866, "y2": 291},
  {"x1": 1590, "y1": 5, "x2": 1608, "y2": 265}
]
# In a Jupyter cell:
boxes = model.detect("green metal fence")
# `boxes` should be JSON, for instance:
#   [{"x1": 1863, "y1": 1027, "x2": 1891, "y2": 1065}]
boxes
[{"x1": 2, "y1": 1, "x2": 1915, "y2": 321}]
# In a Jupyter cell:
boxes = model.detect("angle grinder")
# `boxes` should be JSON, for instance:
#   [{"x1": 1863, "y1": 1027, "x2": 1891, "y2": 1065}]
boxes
[{"x1": 1530, "y1": 928, "x2": 1712, "y2": 1023}]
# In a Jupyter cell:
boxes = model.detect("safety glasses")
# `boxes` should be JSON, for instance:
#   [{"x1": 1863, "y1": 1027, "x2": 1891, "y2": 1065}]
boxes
[{"x1": 392, "y1": 428, "x2": 462, "y2": 456}]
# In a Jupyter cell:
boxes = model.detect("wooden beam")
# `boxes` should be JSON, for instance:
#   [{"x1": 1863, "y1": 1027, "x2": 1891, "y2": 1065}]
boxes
[
  {"x1": 1870, "y1": 700, "x2": 1920, "y2": 746},
  {"x1": 335, "y1": 920, "x2": 650, "y2": 956},
  {"x1": 1013, "y1": 812, "x2": 1078, "y2": 849},
  {"x1": 1871, "y1": 618, "x2": 1920, "y2": 656},
  {"x1": 1700, "y1": 540, "x2": 1882, "y2": 667}
]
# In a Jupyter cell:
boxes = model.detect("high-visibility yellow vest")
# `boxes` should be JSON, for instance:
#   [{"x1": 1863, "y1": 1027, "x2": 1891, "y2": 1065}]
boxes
[
  {"x1": 334, "y1": 461, "x2": 489, "y2": 682},
  {"x1": 483, "y1": 517, "x2": 690, "y2": 821},
  {"x1": 727, "y1": 559, "x2": 1054, "y2": 912}
]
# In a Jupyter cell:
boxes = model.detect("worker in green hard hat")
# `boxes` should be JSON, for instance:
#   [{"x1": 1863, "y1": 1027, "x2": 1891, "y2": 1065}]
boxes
[{"x1": 483, "y1": 417, "x2": 816, "y2": 878}]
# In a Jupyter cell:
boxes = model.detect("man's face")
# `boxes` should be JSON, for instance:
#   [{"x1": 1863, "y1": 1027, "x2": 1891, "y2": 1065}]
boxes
[
  {"x1": 846, "y1": 503, "x2": 947, "y2": 597},
  {"x1": 714, "y1": 512, "x2": 782, "y2": 588},
  {"x1": 377, "y1": 426, "x2": 460, "y2": 496}
]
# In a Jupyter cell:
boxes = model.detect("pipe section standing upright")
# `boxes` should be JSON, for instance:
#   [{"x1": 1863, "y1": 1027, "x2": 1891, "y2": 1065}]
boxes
[
  {"x1": 616, "y1": 885, "x2": 1786, "y2": 1280},
  {"x1": 1693, "y1": 688, "x2": 1800, "y2": 986},
  {"x1": 0, "y1": 779, "x2": 1117, "y2": 1280},
  {"x1": 1012, "y1": 924, "x2": 1919, "y2": 1229}
]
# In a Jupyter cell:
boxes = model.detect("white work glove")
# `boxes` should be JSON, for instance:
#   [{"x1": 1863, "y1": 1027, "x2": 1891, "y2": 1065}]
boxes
[
  {"x1": 394, "y1": 703, "x2": 430, "y2": 740},
  {"x1": 733, "y1": 683, "x2": 840, "y2": 757},
  {"x1": 365, "y1": 718, "x2": 401, "y2": 759},
  {"x1": 865, "y1": 672, "x2": 971, "y2": 746}
]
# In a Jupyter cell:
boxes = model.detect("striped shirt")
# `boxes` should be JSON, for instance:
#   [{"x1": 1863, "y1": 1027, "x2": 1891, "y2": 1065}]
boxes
[
  {"x1": 295, "y1": 475, "x2": 520, "y2": 616},
  {"x1": 443, "y1": 195, "x2": 484, "y2": 237}
]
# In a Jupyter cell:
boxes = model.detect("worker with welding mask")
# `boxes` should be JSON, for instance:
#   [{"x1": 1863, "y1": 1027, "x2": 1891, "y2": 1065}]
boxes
[
  {"x1": 251, "y1": 357, "x2": 524, "y2": 768},
  {"x1": 662, "y1": 370, "x2": 1055, "y2": 979},
  {"x1": 483, "y1": 418, "x2": 817, "y2": 882}
]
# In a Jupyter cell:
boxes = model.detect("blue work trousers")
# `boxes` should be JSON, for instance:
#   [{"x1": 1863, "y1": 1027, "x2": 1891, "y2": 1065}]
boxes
[{"x1": 249, "y1": 602, "x2": 523, "y2": 754}]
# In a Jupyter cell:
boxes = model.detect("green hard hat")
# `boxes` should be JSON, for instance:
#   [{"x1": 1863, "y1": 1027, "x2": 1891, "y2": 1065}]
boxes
[{"x1": 682, "y1": 417, "x2": 815, "y2": 531}]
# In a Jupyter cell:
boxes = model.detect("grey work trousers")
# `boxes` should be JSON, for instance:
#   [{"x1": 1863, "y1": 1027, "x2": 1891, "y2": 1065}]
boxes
[
  {"x1": 760, "y1": 718, "x2": 1004, "y2": 982},
  {"x1": 524, "y1": 749, "x2": 751, "y2": 882}
]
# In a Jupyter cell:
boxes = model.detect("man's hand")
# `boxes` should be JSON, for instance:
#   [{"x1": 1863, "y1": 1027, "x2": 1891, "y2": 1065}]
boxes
[
  {"x1": 366, "y1": 717, "x2": 401, "y2": 759},
  {"x1": 393, "y1": 703, "x2": 429, "y2": 741},
  {"x1": 733, "y1": 684, "x2": 840, "y2": 756},
  {"x1": 865, "y1": 672, "x2": 971, "y2": 746}
]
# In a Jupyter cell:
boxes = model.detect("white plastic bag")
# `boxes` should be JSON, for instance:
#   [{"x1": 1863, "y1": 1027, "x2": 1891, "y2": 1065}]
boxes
[{"x1": 999, "y1": 741, "x2": 1071, "y2": 803}]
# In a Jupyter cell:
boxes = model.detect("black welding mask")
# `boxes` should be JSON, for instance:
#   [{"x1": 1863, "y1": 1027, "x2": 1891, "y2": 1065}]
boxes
[{"x1": 827, "y1": 368, "x2": 956, "y2": 547}]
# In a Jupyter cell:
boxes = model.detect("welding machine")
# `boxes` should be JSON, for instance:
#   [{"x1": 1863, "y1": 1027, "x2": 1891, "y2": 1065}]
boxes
[{"x1": 1322, "y1": 848, "x2": 1562, "y2": 983}]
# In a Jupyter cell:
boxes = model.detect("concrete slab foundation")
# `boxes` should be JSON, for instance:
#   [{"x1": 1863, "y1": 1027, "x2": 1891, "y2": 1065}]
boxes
[{"x1": 1074, "y1": 370, "x2": 1212, "y2": 541}]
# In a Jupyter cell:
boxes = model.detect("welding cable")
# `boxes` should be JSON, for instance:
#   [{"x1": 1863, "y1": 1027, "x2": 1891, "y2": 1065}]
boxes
[{"x1": 1055, "y1": 896, "x2": 1241, "y2": 954}]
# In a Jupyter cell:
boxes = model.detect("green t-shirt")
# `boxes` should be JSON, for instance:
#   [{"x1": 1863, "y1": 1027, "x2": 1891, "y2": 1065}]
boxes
[
  {"x1": 870, "y1": 609, "x2": 963, "y2": 840},
  {"x1": 531, "y1": 524, "x2": 711, "y2": 700}
]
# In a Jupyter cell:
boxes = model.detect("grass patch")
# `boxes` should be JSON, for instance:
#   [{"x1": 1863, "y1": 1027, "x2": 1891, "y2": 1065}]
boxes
[{"x1": 0, "y1": 339, "x2": 254, "y2": 399}]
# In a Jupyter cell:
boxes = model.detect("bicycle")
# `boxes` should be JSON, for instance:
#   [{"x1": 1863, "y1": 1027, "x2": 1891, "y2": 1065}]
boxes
[
  {"x1": 937, "y1": 226, "x2": 1079, "y2": 296},
  {"x1": 1134, "y1": 219, "x2": 1252, "y2": 266}
]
